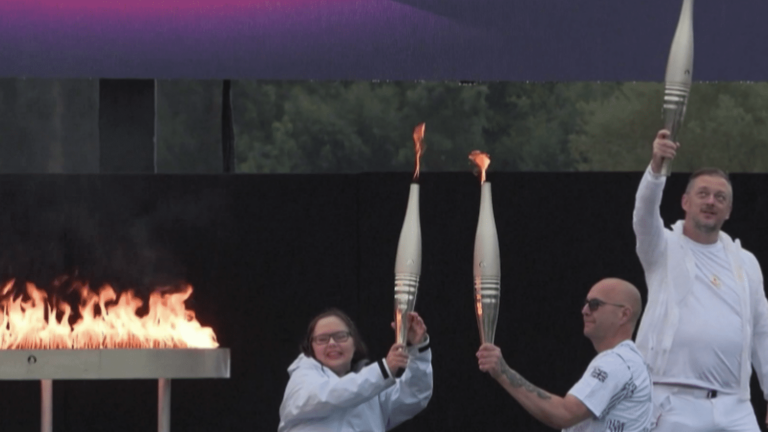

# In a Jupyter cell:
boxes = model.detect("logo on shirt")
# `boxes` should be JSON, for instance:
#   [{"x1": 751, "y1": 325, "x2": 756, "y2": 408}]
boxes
[
  {"x1": 590, "y1": 367, "x2": 608, "y2": 383},
  {"x1": 710, "y1": 274, "x2": 721, "y2": 288},
  {"x1": 600, "y1": 381, "x2": 637, "y2": 419},
  {"x1": 606, "y1": 419, "x2": 626, "y2": 432}
]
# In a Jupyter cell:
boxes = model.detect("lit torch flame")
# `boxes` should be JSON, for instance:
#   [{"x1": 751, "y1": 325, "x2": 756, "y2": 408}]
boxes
[
  {"x1": 412, "y1": 123, "x2": 426, "y2": 181},
  {"x1": 0, "y1": 280, "x2": 218, "y2": 350},
  {"x1": 468, "y1": 150, "x2": 491, "y2": 184}
]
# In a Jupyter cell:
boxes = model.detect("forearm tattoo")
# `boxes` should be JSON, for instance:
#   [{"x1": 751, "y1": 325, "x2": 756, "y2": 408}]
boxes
[{"x1": 500, "y1": 359, "x2": 552, "y2": 400}]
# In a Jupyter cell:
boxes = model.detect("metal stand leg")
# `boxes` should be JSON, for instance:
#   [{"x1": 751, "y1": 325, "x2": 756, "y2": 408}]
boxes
[
  {"x1": 158, "y1": 378, "x2": 171, "y2": 432},
  {"x1": 41, "y1": 380, "x2": 53, "y2": 432}
]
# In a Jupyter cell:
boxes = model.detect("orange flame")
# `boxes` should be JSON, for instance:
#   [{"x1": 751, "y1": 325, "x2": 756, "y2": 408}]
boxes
[
  {"x1": 412, "y1": 123, "x2": 426, "y2": 181},
  {"x1": 468, "y1": 150, "x2": 491, "y2": 184},
  {"x1": 0, "y1": 280, "x2": 218, "y2": 350}
]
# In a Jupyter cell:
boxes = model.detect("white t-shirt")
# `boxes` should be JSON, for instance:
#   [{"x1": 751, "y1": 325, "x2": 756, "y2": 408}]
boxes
[
  {"x1": 563, "y1": 340, "x2": 652, "y2": 432},
  {"x1": 657, "y1": 237, "x2": 743, "y2": 391}
]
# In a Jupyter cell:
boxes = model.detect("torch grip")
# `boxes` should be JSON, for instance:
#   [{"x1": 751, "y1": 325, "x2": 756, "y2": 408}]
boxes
[
  {"x1": 474, "y1": 275, "x2": 501, "y2": 345},
  {"x1": 660, "y1": 158, "x2": 672, "y2": 177},
  {"x1": 660, "y1": 83, "x2": 689, "y2": 177},
  {"x1": 394, "y1": 273, "x2": 419, "y2": 346},
  {"x1": 393, "y1": 275, "x2": 415, "y2": 381}
]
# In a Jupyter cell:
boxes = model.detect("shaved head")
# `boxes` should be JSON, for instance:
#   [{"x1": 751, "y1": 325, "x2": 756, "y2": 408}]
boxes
[
  {"x1": 589, "y1": 278, "x2": 643, "y2": 326},
  {"x1": 583, "y1": 278, "x2": 643, "y2": 352}
]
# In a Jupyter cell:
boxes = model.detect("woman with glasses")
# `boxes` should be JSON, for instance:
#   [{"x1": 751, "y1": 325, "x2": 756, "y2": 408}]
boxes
[{"x1": 278, "y1": 308, "x2": 432, "y2": 432}]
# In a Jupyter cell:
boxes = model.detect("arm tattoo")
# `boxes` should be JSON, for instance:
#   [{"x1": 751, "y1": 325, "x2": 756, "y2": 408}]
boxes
[{"x1": 500, "y1": 359, "x2": 552, "y2": 400}]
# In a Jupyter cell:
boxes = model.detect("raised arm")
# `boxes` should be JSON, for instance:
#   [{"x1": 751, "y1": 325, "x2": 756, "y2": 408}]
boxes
[
  {"x1": 379, "y1": 339, "x2": 433, "y2": 429},
  {"x1": 380, "y1": 312, "x2": 434, "y2": 429},
  {"x1": 634, "y1": 130, "x2": 676, "y2": 270}
]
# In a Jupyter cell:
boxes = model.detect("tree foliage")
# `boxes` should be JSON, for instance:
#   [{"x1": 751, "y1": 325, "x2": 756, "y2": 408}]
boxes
[
  {"x1": 222, "y1": 81, "x2": 625, "y2": 173},
  {"x1": 2, "y1": 79, "x2": 767, "y2": 174},
  {"x1": 569, "y1": 82, "x2": 768, "y2": 172}
]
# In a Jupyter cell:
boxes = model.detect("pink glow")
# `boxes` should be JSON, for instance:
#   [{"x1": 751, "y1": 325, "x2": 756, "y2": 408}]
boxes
[
  {"x1": 2, "y1": 0, "x2": 322, "y2": 8},
  {"x1": 0, "y1": 0, "x2": 346, "y2": 17}
]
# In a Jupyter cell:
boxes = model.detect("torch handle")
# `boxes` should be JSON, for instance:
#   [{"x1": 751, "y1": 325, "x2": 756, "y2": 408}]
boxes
[
  {"x1": 394, "y1": 273, "x2": 419, "y2": 344},
  {"x1": 660, "y1": 158, "x2": 672, "y2": 177},
  {"x1": 661, "y1": 108, "x2": 682, "y2": 177},
  {"x1": 394, "y1": 306, "x2": 409, "y2": 346},
  {"x1": 661, "y1": 84, "x2": 689, "y2": 177},
  {"x1": 474, "y1": 275, "x2": 501, "y2": 345},
  {"x1": 393, "y1": 308, "x2": 408, "y2": 379},
  {"x1": 661, "y1": 107, "x2": 682, "y2": 177}
]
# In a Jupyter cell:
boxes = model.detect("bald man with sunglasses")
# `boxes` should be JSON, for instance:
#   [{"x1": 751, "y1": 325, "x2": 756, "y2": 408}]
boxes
[{"x1": 477, "y1": 278, "x2": 652, "y2": 431}]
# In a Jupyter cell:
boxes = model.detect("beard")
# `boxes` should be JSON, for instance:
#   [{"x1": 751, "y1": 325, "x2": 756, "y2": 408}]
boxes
[{"x1": 693, "y1": 216, "x2": 721, "y2": 234}]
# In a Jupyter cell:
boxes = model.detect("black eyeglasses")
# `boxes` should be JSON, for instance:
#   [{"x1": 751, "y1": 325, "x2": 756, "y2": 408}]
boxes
[
  {"x1": 311, "y1": 331, "x2": 351, "y2": 345},
  {"x1": 584, "y1": 298, "x2": 625, "y2": 312}
]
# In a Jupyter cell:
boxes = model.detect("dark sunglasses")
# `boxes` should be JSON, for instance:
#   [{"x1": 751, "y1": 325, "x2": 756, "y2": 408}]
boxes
[{"x1": 584, "y1": 298, "x2": 625, "y2": 312}]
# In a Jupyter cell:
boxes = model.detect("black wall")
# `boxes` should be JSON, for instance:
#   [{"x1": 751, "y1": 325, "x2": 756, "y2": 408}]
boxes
[{"x1": 1, "y1": 171, "x2": 767, "y2": 431}]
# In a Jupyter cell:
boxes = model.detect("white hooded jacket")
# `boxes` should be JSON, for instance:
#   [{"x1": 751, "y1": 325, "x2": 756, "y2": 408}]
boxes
[
  {"x1": 633, "y1": 167, "x2": 768, "y2": 400},
  {"x1": 278, "y1": 338, "x2": 432, "y2": 431}
]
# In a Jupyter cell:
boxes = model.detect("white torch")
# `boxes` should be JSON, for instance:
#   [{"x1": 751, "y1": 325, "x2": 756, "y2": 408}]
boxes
[
  {"x1": 394, "y1": 124, "x2": 425, "y2": 352},
  {"x1": 660, "y1": 0, "x2": 694, "y2": 176},
  {"x1": 469, "y1": 151, "x2": 500, "y2": 344}
]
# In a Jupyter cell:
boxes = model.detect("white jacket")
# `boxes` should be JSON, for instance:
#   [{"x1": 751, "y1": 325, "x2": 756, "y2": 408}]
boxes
[
  {"x1": 633, "y1": 167, "x2": 768, "y2": 400},
  {"x1": 278, "y1": 339, "x2": 433, "y2": 431}
]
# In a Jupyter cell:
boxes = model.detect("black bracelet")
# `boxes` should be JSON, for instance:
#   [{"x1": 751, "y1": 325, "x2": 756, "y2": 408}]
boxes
[{"x1": 377, "y1": 358, "x2": 390, "y2": 379}]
